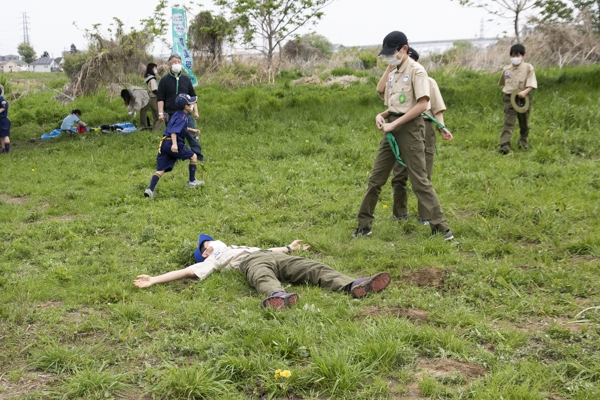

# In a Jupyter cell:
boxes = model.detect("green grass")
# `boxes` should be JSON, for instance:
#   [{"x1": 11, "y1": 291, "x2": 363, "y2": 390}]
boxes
[{"x1": 0, "y1": 65, "x2": 599, "y2": 399}]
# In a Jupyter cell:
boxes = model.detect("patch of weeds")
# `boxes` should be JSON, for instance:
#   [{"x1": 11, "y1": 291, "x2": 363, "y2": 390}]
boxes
[
  {"x1": 150, "y1": 364, "x2": 231, "y2": 399},
  {"x1": 57, "y1": 366, "x2": 127, "y2": 399}
]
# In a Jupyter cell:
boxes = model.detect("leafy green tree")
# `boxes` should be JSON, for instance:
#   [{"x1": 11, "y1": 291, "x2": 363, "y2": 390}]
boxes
[
  {"x1": 282, "y1": 33, "x2": 332, "y2": 60},
  {"x1": 17, "y1": 43, "x2": 36, "y2": 64},
  {"x1": 215, "y1": 0, "x2": 334, "y2": 72},
  {"x1": 535, "y1": 0, "x2": 600, "y2": 32},
  {"x1": 41, "y1": 51, "x2": 50, "y2": 58},
  {"x1": 188, "y1": 10, "x2": 233, "y2": 65},
  {"x1": 452, "y1": 0, "x2": 537, "y2": 42}
]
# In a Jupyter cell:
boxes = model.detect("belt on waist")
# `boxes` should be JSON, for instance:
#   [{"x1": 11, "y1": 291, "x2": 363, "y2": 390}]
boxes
[
  {"x1": 158, "y1": 137, "x2": 172, "y2": 154},
  {"x1": 391, "y1": 113, "x2": 405, "y2": 117}
]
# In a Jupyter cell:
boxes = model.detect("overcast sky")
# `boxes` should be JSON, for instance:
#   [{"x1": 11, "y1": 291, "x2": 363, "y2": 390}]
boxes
[{"x1": 0, "y1": 0, "x2": 522, "y2": 59}]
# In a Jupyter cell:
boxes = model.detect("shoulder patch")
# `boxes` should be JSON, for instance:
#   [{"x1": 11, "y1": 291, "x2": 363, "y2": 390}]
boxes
[{"x1": 1, "y1": 101, "x2": 6, "y2": 106}]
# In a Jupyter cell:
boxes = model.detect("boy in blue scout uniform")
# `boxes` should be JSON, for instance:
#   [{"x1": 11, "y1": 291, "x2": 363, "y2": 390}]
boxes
[
  {"x1": 0, "y1": 85, "x2": 10, "y2": 153},
  {"x1": 382, "y1": 48, "x2": 453, "y2": 226},
  {"x1": 498, "y1": 44, "x2": 537, "y2": 154},
  {"x1": 143, "y1": 94, "x2": 203, "y2": 199},
  {"x1": 353, "y1": 31, "x2": 453, "y2": 241},
  {"x1": 134, "y1": 233, "x2": 391, "y2": 310}
]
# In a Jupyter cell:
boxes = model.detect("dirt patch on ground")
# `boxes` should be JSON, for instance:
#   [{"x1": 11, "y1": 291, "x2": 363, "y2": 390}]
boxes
[
  {"x1": 291, "y1": 75, "x2": 368, "y2": 87},
  {"x1": 417, "y1": 358, "x2": 486, "y2": 381},
  {"x1": 401, "y1": 267, "x2": 445, "y2": 288},
  {"x1": 360, "y1": 306, "x2": 430, "y2": 323},
  {"x1": 37, "y1": 301, "x2": 64, "y2": 309},
  {"x1": 387, "y1": 378, "x2": 425, "y2": 400},
  {"x1": 0, "y1": 372, "x2": 54, "y2": 399},
  {"x1": 0, "y1": 194, "x2": 28, "y2": 205},
  {"x1": 496, "y1": 317, "x2": 591, "y2": 335}
]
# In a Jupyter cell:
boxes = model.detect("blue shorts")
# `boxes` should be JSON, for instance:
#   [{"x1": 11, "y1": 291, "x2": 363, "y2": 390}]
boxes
[
  {"x1": 156, "y1": 138, "x2": 195, "y2": 172},
  {"x1": 0, "y1": 118, "x2": 10, "y2": 138}
]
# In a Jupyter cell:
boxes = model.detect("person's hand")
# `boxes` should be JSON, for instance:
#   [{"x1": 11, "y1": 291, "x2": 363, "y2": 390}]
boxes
[
  {"x1": 440, "y1": 128, "x2": 453, "y2": 140},
  {"x1": 134, "y1": 275, "x2": 154, "y2": 288},
  {"x1": 518, "y1": 90, "x2": 527, "y2": 98},
  {"x1": 171, "y1": 144, "x2": 178, "y2": 153},
  {"x1": 202, "y1": 245, "x2": 214, "y2": 259},
  {"x1": 289, "y1": 239, "x2": 310, "y2": 251},
  {"x1": 158, "y1": 113, "x2": 165, "y2": 122},
  {"x1": 375, "y1": 114, "x2": 386, "y2": 130},
  {"x1": 380, "y1": 122, "x2": 395, "y2": 133}
]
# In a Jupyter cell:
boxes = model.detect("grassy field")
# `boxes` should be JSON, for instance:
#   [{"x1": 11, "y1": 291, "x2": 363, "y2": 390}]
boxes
[{"x1": 0, "y1": 65, "x2": 599, "y2": 399}]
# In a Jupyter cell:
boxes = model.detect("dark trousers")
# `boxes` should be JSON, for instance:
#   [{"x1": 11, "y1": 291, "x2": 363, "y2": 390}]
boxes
[
  {"x1": 500, "y1": 93, "x2": 530, "y2": 149},
  {"x1": 239, "y1": 252, "x2": 354, "y2": 295},
  {"x1": 392, "y1": 120, "x2": 436, "y2": 220},
  {"x1": 357, "y1": 116, "x2": 449, "y2": 233}
]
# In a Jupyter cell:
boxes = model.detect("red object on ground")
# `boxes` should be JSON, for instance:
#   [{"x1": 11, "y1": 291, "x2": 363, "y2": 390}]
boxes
[{"x1": 77, "y1": 125, "x2": 87, "y2": 134}]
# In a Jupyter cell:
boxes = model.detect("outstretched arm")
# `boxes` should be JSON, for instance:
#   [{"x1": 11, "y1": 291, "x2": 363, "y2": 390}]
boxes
[
  {"x1": 269, "y1": 239, "x2": 311, "y2": 254},
  {"x1": 134, "y1": 266, "x2": 196, "y2": 288}
]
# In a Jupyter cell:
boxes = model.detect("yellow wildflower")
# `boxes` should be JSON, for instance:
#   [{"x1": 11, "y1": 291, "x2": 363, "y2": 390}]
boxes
[
  {"x1": 274, "y1": 369, "x2": 281, "y2": 379},
  {"x1": 383, "y1": 204, "x2": 388, "y2": 209},
  {"x1": 280, "y1": 370, "x2": 291, "y2": 378}
]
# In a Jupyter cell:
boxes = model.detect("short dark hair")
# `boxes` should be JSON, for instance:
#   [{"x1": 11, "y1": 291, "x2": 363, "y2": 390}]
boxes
[
  {"x1": 510, "y1": 44, "x2": 526, "y2": 56},
  {"x1": 120, "y1": 89, "x2": 131, "y2": 104},
  {"x1": 72, "y1": 109, "x2": 82, "y2": 115},
  {"x1": 168, "y1": 54, "x2": 182, "y2": 62}
]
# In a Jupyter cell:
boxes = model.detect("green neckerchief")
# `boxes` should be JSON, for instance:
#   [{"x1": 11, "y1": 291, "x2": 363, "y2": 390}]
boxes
[
  {"x1": 385, "y1": 132, "x2": 406, "y2": 167},
  {"x1": 168, "y1": 70, "x2": 181, "y2": 94}
]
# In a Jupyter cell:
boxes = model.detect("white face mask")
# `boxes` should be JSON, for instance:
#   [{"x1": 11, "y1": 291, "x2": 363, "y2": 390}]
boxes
[
  {"x1": 511, "y1": 57, "x2": 522, "y2": 66},
  {"x1": 171, "y1": 63, "x2": 182, "y2": 73},
  {"x1": 153, "y1": 68, "x2": 157, "y2": 75},
  {"x1": 386, "y1": 54, "x2": 401, "y2": 66}
]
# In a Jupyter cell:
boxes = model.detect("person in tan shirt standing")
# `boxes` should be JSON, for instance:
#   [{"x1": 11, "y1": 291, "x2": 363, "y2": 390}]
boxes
[
  {"x1": 353, "y1": 31, "x2": 453, "y2": 241},
  {"x1": 498, "y1": 44, "x2": 537, "y2": 154}
]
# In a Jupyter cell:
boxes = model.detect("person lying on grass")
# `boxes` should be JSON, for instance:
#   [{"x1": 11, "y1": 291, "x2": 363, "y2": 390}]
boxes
[{"x1": 133, "y1": 234, "x2": 391, "y2": 309}]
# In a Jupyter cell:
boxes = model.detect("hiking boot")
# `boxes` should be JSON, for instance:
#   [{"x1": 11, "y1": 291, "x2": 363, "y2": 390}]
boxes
[
  {"x1": 418, "y1": 218, "x2": 430, "y2": 226},
  {"x1": 498, "y1": 147, "x2": 509, "y2": 155},
  {"x1": 390, "y1": 213, "x2": 409, "y2": 222},
  {"x1": 261, "y1": 291, "x2": 299, "y2": 310},
  {"x1": 351, "y1": 227, "x2": 372, "y2": 239},
  {"x1": 431, "y1": 229, "x2": 454, "y2": 241},
  {"x1": 187, "y1": 179, "x2": 204, "y2": 188},
  {"x1": 144, "y1": 188, "x2": 154, "y2": 199},
  {"x1": 350, "y1": 272, "x2": 392, "y2": 299}
]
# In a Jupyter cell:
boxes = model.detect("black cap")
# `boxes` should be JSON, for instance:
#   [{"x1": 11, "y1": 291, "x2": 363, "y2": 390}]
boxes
[
  {"x1": 407, "y1": 47, "x2": 419, "y2": 62},
  {"x1": 379, "y1": 31, "x2": 408, "y2": 55}
]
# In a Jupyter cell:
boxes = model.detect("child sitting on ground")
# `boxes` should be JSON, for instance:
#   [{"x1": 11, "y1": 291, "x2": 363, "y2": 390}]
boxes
[{"x1": 60, "y1": 109, "x2": 87, "y2": 135}]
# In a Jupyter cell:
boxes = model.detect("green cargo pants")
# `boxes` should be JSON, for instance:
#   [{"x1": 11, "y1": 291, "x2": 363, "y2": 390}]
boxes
[
  {"x1": 357, "y1": 115, "x2": 449, "y2": 233},
  {"x1": 500, "y1": 93, "x2": 531, "y2": 150},
  {"x1": 391, "y1": 120, "x2": 436, "y2": 220},
  {"x1": 239, "y1": 251, "x2": 355, "y2": 295}
]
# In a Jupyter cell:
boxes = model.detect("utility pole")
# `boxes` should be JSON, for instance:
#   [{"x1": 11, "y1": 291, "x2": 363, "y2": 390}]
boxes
[{"x1": 23, "y1": 12, "x2": 31, "y2": 44}]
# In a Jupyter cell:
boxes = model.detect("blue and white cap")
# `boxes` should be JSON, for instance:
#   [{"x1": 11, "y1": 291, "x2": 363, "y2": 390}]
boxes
[{"x1": 193, "y1": 233, "x2": 214, "y2": 262}]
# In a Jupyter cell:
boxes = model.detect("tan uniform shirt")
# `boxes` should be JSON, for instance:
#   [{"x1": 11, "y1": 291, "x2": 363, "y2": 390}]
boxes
[
  {"x1": 384, "y1": 58, "x2": 430, "y2": 114},
  {"x1": 127, "y1": 86, "x2": 150, "y2": 113},
  {"x1": 189, "y1": 241, "x2": 260, "y2": 280},
  {"x1": 498, "y1": 62, "x2": 537, "y2": 94},
  {"x1": 427, "y1": 77, "x2": 446, "y2": 115},
  {"x1": 146, "y1": 77, "x2": 158, "y2": 98}
]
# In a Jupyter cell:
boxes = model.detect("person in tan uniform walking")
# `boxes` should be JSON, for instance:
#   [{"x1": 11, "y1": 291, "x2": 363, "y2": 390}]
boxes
[
  {"x1": 352, "y1": 31, "x2": 453, "y2": 241},
  {"x1": 380, "y1": 48, "x2": 453, "y2": 225},
  {"x1": 498, "y1": 44, "x2": 537, "y2": 154}
]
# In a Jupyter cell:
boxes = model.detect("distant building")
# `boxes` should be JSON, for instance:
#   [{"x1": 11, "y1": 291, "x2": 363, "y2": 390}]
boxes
[
  {"x1": 29, "y1": 57, "x2": 63, "y2": 72},
  {"x1": 0, "y1": 54, "x2": 21, "y2": 62},
  {"x1": 0, "y1": 60, "x2": 29, "y2": 72}
]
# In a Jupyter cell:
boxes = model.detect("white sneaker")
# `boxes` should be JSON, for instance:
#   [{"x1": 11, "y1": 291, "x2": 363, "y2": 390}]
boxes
[
  {"x1": 144, "y1": 188, "x2": 154, "y2": 199},
  {"x1": 187, "y1": 179, "x2": 204, "y2": 188}
]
